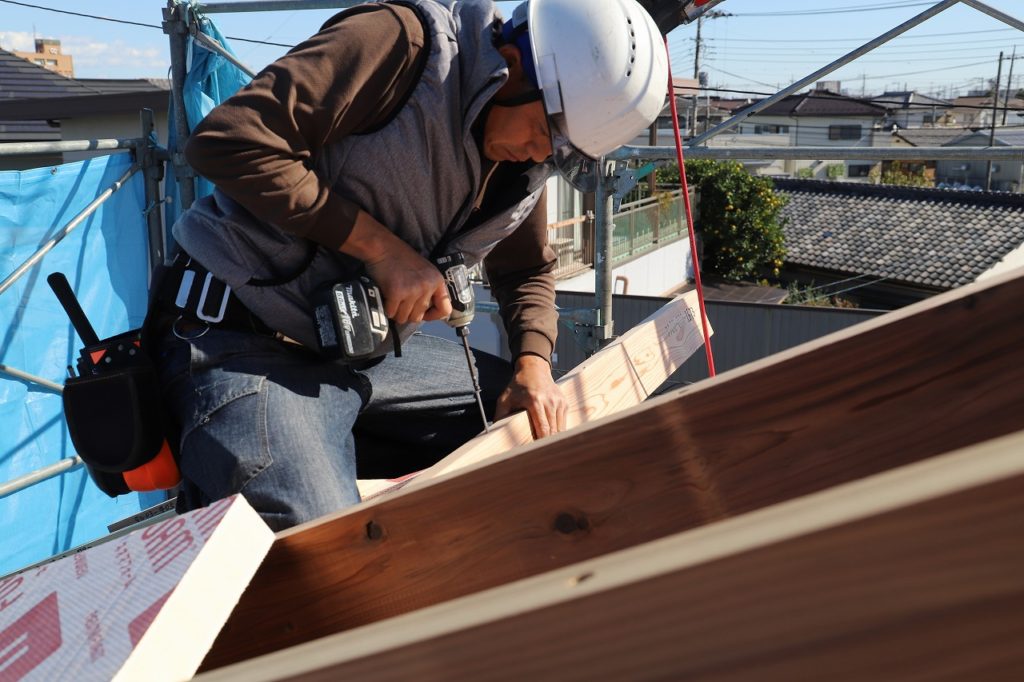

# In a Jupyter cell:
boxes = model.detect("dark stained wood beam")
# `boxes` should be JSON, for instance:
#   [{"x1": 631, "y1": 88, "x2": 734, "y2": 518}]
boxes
[
  {"x1": 201, "y1": 266, "x2": 1024, "y2": 671},
  {"x1": 198, "y1": 433, "x2": 1024, "y2": 681}
]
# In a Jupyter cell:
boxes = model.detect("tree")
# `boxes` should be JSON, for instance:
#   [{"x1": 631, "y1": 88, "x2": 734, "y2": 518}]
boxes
[
  {"x1": 660, "y1": 160, "x2": 788, "y2": 281},
  {"x1": 869, "y1": 162, "x2": 933, "y2": 188}
]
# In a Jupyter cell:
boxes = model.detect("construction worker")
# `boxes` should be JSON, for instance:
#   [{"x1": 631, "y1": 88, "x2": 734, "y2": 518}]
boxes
[{"x1": 154, "y1": 0, "x2": 668, "y2": 530}]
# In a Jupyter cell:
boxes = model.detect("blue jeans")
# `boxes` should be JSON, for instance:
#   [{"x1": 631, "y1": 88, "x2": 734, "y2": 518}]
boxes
[{"x1": 156, "y1": 328, "x2": 510, "y2": 531}]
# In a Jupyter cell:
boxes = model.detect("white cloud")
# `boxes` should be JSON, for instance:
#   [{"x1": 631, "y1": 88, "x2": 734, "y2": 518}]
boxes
[
  {"x1": 0, "y1": 31, "x2": 167, "y2": 77},
  {"x1": 0, "y1": 31, "x2": 35, "y2": 52},
  {"x1": 61, "y1": 37, "x2": 166, "y2": 70}
]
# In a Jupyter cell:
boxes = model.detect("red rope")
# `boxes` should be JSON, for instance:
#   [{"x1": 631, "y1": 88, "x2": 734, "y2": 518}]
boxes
[{"x1": 664, "y1": 36, "x2": 716, "y2": 377}]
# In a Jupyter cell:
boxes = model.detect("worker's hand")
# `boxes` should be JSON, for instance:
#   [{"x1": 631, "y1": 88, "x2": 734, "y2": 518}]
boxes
[
  {"x1": 345, "y1": 210, "x2": 452, "y2": 324},
  {"x1": 494, "y1": 355, "x2": 567, "y2": 439}
]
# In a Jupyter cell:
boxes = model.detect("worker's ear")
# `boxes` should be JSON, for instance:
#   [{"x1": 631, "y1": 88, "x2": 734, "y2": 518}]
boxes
[
  {"x1": 497, "y1": 43, "x2": 530, "y2": 100},
  {"x1": 498, "y1": 43, "x2": 524, "y2": 80}
]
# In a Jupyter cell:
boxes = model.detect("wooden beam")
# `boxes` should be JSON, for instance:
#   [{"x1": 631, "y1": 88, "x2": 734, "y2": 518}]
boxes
[
  {"x1": 358, "y1": 289, "x2": 710, "y2": 499},
  {"x1": 0, "y1": 496, "x2": 271, "y2": 682},
  {"x1": 201, "y1": 267, "x2": 1024, "y2": 671},
  {"x1": 197, "y1": 432, "x2": 1024, "y2": 681}
]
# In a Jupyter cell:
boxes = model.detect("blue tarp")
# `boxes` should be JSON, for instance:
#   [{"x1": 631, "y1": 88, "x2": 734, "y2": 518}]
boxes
[
  {"x1": 0, "y1": 7, "x2": 250, "y2": 576},
  {"x1": 0, "y1": 154, "x2": 164, "y2": 576},
  {"x1": 165, "y1": 4, "x2": 251, "y2": 229}
]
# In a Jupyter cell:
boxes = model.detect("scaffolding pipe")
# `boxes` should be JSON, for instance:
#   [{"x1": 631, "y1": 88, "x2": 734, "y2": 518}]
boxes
[
  {"x1": 593, "y1": 168, "x2": 615, "y2": 351},
  {"x1": 0, "y1": 164, "x2": 140, "y2": 298},
  {"x1": 197, "y1": 0, "x2": 361, "y2": 13},
  {"x1": 165, "y1": 1, "x2": 197, "y2": 213},
  {"x1": 608, "y1": 145, "x2": 1024, "y2": 162},
  {"x1": 688, "y1": 0, "x2": 963, "y2": 147},
  {"x1": 0, "y1": 139, "x2": 141, "y2": 157},
  {"x1": 139, "y1": 110, "x2": 168, "y2": 270},
  {"x1": 192, "y1": 30, "x2": 258, "y2": 79},
  {"x1": 0, "y1": 365, "x2": 63, "y2": 395},
  {"x1": 0, "y1": 457, "x2": 83, "y2": 499},
  {"x1": 960, "y1": 0, "x2": 1024, "y2": 32}
]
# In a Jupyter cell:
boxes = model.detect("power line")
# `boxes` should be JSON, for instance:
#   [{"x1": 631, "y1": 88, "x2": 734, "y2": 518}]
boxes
[
  {"x1": 0, "y1": 0, "x2": 297, "y2": 48},
  {"x1": 0, "y1": 0, "x2": 160, "y2": 30},
  {"x1": 732, "y1": 1, "x2": 937, "y2": 18},
  {"x1": 692, "y1": 86, "x2": 1024, "y2": 114},
  {"x1": 705, "y1": 40, "x2": 1022, "y2": 55},
  {"x1": 713, "y1": 54, "x2": 1016, "y2": 66},
  {"x1": 706, "y1": 58, "x2": 999, "y2": 86},
  {"x1": 700, "y1": 28, "x2": 1016, "y2": 43}
]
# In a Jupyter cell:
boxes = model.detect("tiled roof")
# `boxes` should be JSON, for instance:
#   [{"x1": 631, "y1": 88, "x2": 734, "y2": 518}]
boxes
[
  {"x1": 75, "y1": 78, "x2": 169, "y2": 94},
  {"x1": 953, "y1": 96, "x2": 1024, "y2": 110},
  {"x1": 893, "y1": 127, "x2": 974, "y2": 147},
  {"x1": 774, "y1": 179, "x2": 1024, "y2": 289},
  {"x1": 758, "y1": 91, "x2": 889, "y2": 118},
  {"x1": 0, "y1": 48, "x2": 99, "y2": 140},
  {"x1": 0, "y1": 51, "x2": 172, "y2": 140},
  {"x1": 946, "y1": 129, "x2": 1024, "y2": 147},
  {"x1": 875, "y1": 91, "x2": 952, "y2": 109}
]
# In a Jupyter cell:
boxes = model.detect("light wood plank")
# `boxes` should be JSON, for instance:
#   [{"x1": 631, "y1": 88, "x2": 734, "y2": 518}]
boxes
[
  {"x1": 0, "y1": 496, "x2": 272, "y2": 682},
  {"x1": 200, "y1": 267, "x2": 1024, "y2": 671},
  {"x1": 197, "y1": 432, "x2": 1024, "y2": 681},
  {"x1": 358, "y1": 290, "x2": 709, "y2": 498}
]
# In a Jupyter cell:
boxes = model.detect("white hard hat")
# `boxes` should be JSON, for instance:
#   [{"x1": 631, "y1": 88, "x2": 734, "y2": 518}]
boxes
[{"x1": 515, "y1": 0, "x2": 668, "y2": 188}]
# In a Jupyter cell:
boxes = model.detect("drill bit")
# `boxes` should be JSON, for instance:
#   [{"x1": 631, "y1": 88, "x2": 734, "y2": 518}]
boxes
[{"x1": 457, "y1": 326, "x2": 490, "y2": 433}]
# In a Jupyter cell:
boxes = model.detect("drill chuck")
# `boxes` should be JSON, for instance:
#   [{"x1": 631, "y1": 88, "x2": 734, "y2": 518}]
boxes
[
  {"x1": 436, "y1": 252, "x2": 489, "y2": 432},
  {"x1": 436, "y1": 252, "x2": 475, "y2": 329}
]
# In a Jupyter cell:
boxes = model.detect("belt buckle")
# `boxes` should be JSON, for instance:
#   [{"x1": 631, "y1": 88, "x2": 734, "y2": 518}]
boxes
[{"x1": 196, "y1": 272, "x2": 232, "y2": 324}]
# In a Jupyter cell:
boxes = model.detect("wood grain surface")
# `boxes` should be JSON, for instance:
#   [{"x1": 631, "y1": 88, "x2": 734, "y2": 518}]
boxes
[
  {"x1": 358, "y1": 290, "x2": 708, "y2": 498},
  {"x1": 201, "y1": 267, "x2": 1024, "y2": 672},
  {"x1": 197, "y1": 434, "x2": 1024, "y2": 682}
]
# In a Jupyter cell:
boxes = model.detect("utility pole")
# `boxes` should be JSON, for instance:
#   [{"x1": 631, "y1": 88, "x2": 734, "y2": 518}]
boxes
[
  {"x1": 687, "y1": 10, "x2": 731, "y2": 138},
  {"x1": 986, "y1": 51, "x2": 1004, "y2": 192},
  {"x1": 1002, "y1": 46, "x2": 1018, "y2": 126},
  {"x1": 690, "y1": 16, "x2": 702, "y2": 138}
]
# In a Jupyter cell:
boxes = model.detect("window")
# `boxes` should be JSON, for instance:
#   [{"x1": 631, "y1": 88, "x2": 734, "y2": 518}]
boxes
[
  {"x1": 829, "y1": 125, "x2": 862, "y2": 141},
  {"x1": 753, "y1": 124, "x2": 790, "y2": 135},
  {"x1": 848, "y1": 164, "x2": 873, "y2": 178},
  {"x1": 557, "y1": 177, "x2": 578, "y2": 222}
]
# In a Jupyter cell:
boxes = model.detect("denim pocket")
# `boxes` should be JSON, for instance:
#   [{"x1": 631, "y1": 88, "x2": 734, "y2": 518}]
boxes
[{"x1": 177, "y1": 334, "x2": 274, "y2": 502}]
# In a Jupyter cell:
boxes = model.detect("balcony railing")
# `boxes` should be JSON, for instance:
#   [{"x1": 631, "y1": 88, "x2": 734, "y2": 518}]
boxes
[{"x1": 548, "y1": 189, "x2": 692, "y2": 280}]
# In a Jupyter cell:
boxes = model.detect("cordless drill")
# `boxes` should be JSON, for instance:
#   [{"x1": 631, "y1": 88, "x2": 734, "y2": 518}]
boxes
[{"x1": 435, "y1": 253, "x2": 490, "y2": 433}]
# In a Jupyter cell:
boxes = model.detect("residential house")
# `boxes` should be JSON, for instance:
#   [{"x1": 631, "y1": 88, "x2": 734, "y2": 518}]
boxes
[
  {"x1": 0, "y1": 66, "x2": 170, "y2": 168},
  {"x1": 876, "y1": 126, "x2": 976, "y2": 183},
  {"x1": 874, "y1": 90, "x2": 954, "y2": 129},
  {"x1": 737, "y1": 88, "x2": 890, "y2": 181},
  {"x1": 0, "y1": 47, "x2": 98, "y2": 169},
  {"x1": 775, "y1": 179, "x2": 1024, "y2": 308},
  {"x1": 950, "y1": 95, "x2": 1024, "y2": 128},
  {"x1": 936, "y1": 129, "x2": 1024, "y2": 192}
]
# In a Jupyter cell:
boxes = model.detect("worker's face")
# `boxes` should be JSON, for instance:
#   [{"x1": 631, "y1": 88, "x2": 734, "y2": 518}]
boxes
[
  {"x1": 483, "y1": 44, "x2": 553, "y2": 163},
  {"x1": 483, "y1": 100, "x2": 552, "y2": 163}
]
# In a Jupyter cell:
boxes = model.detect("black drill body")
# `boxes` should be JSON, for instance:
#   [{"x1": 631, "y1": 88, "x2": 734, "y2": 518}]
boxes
[{"x1": 435, "y1": 253, "x2": 490, "y2": 433}]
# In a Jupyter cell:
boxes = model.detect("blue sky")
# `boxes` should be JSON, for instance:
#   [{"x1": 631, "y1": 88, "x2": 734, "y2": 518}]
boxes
[{"x1": 0, "y1": 0, "x2": 1021, "y2": 98}]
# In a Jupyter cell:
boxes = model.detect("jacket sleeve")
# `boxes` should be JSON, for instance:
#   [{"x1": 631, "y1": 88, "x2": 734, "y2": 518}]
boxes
[
  {"x1": 183, "y1": 5, "x2": 427, "y2": 251},
  {"x1": 484, "y1": 188, "x2": 559, "y2": 363}
]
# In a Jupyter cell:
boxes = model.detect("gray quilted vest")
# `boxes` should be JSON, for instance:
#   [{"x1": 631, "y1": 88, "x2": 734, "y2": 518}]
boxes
[{"x1": 173, "y1": 0, "x2": 545, "y2": 353}]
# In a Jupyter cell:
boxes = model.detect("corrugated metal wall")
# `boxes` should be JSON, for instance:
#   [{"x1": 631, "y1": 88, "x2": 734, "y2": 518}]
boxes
[{"x1": 552, "y1": 292, "x2": 884, "y2": 391}]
